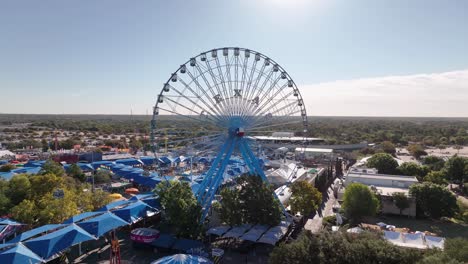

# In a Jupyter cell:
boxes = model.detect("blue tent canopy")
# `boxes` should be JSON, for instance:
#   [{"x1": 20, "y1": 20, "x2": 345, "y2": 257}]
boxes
[
  {"x1": 0, "y1": 243, "x2": 44, "y2": 264},
  {"x1": 140, "y1": 156, "x2": 156, "y2": 166},
  {"x1": 0, "y1": 219, "x2": 23, "y2": 226},
  {"x1": 8, "y1": 224, "x2": 68, "y2": 243},
  {"x1": 159, "y1": 157, "x2": 172, "y2": 164},
  {"x1": 11, "y1": 167, "x2": 41, "y2": 175},
  {"x1": 77, "y1": 212, "x2": 128, "y2": 237},
  {"x1": 151, "y1": 233, "x2": 177, "y2": 249},
  {"x1": 172, "y1": 239, "x2": 205, "y2": 252},
  {"x1": 115, "y1": 158, "x2": 144, "y2": 166},
  {"x1": 77, "y1": 163, "x2": 95, "y2": 172},
  {"x1": 112, "y1": 200, "x2": 155, "y2": 223},
  {"x1": 152, "y1": 254, "x2": 212, "y2": 264},
  {"x1": 141, "y1": 197, "x2": 161, "y2": 209},
  {"x1": 63, "y1": 211, "x2": 104, "y2": 224},
  {"x1": 97, "y1": 199, "x2": 132, "y2": 212},
  {"x1": 24, "y1": 224, "x2": 96, "y2": 260},
  {"x1": 129, "y1": 193, "x2": 154, "y2": 201},
  {"x1": 90, "y1": 161, "x2": 114, "y2": 170},
  {"x1": 0, "y1": 160, "x2": 8, "y2": 165},
  {"x1": 0, "y1": 172, "x2": 15, "y2": 180}
]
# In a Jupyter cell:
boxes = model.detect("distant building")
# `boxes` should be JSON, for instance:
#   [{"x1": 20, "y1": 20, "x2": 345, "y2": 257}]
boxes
[{"x1": 341, "y1": 167, "x2": 418, "y2": 217}]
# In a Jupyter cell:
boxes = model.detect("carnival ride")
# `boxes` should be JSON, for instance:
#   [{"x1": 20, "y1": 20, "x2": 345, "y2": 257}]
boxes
[{"x1": 151, "y1": 47, "x2": 308, "y2": 222}]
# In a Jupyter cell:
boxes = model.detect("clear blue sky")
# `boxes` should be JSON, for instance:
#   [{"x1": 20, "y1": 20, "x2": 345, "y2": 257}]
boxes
[{"x1": 1, "y1": 0, "x2": 467, "y2": 116}]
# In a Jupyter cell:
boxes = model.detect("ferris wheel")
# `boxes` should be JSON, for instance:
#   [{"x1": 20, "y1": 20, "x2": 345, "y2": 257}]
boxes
[{"x1": 150, "y1": 47, "x2": 308, "y2": 221}]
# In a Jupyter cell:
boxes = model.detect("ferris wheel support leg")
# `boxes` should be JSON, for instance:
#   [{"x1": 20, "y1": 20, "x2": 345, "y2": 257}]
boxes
[
  {"x1": 199, "y1": 137, "x2": 238, "y2": 223},
  {"x1": 196, "y1": 138, "x2": 232, "y2": 200},
  {"x1": 239, "y1": 139, "x2": 286, "y2": 214}
]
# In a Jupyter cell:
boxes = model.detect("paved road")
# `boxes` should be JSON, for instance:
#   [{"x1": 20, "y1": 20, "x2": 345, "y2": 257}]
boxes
[{"x1": 304, "y1": 184, "x2": 337, "y2": 233}]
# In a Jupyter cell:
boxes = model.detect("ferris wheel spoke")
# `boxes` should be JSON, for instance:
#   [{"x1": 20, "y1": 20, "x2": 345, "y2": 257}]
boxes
[
  {"x1": 256, "y1": 82, "x2": 289, "y2": 115},
  {"x1": 250, "y1": 67, "x2": 275, "y2": 105},
  {"x1": 256, "y1": 74, "x2": 284, "y2": 107},
  {"x1": 214, "y1": 56, "x2": 230, "y2": 100},
  {"x1": 157, "y1": 106, "x2": 220, "y2": 128},
  {"x1": 255, "y1": 89, "x2": 295, "y2": 118},
  {"x1": 246, "y1": 61, "x2": 267, "y2": 103},
  {"x1": 243, "y1": 58, "x2": 258, "y2": 103},
  {"x1": 204, "y1": 59, "x2": 231, "y2": 115},
  {"x1": 162, "y1": 92, "x2": 224, "y2": 126},
  {"x1": 185, "y1": 67, "x2": 226, "y2": 120},
  {"x1": 193, "y1": 63, "x2": 229, "y2": 115},
  {"x1": 175, "y1": 77, "x2": 228, "y2": 124}
]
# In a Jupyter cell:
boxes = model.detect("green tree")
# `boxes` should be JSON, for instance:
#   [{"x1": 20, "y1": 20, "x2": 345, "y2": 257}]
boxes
[
  {"x1": 68, "y1": 163, "x2": 86, "y2": 182},
  {"x1": 270, "y1": 231, "x2": 321, "y2": 264},
  {"x1": 392, "y1": 192, "x2": 410, "y2": 216},
  {"x1": 443, "y1": 156, "x2": 468, "y2": 191},
  {"x1": 342, "y1": 183, "x2": 379, "y2": 223},
  {"x1": 270, "y1": 230, "x2": 423, "y2": 264},
  {"x1": 219, "y1": 188, "x2": 243, "y2": 226},
  {"x1": 424, "y1": 171, "x2": 448, "y2": 185},
  {"x1": 236, "y1": 175, "x2": 282, "y2": 226},
  {"x1": 444, "y1": 237, "x2": 468, "y2": 263},
  {"x1": 407, "y1": 144, "x2": 428, "y2": 159},
  {"x1": 36, "y1": 190, "x2": 79, "y2": 225},
  {"x1": 366, "y1": 153, "x2": 399, "y2": 174},
  {"x1": 94, "y1": 170, "x2": 112, "y2": 184},
  {"x1": 154, "y1": 181, "x2": 202, "y2": 239},
  {"x1": 409, "y1": 182, "x2": 458, "y2": 218},
  {"x1": 0, "y1": 180, "x2": 11, "y2": 215},
  {"x1": 290, "y1": 181, "x2": 322, "y2": 218},
  {"x1": 40, "y1": 159, "x2": 65, "y2": 176},
  {"x1": 29, "y1": 173, "x2": 63, "y2": 198},
  {"x1": 397, "y1": 162, "x2": 428, "y2": 177},
  {"x1": 6, "y1": 174, "x2": 31, "y2": 205},
  {"x1": 380, "y1": 141, "x2": 396, "y2": 155},
  {"x1": 0, "y1": 164, "x2": 15, "y2": 172},
  {"x1": 422, "y1": 156, "x2": 445, "y2": 171},
  {"x1": 10, "y1": 199, "x2": 37, "y2": 226}
]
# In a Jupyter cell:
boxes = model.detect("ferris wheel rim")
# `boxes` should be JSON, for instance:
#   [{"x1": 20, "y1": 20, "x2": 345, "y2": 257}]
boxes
[{"x1": 151, "y1": 47, "x2": 309, "y2": 154}]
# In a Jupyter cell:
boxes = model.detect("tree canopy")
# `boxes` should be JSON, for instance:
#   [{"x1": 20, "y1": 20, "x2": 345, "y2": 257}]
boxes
[
  {"x1": 218, "y1": 174, "x2": 282, "y2": 226},
  {"x1": 366, "y1": 153, "x2": 398, "y2": 174},
  {"x1": 270, "y1": 231, "x2": 423, "y2": 264},
  {"x1": 392, "y1": 192, "x2": 410, "y2": 216},
  {"x1": 342, "y1": 183, "x2": 379, "y2": 223},
  {"x1": 154, "y1": 180, "x2": 202, "y2": 239},
  {"x1": 397, "y1": 162, "x2": 428, "y2": 178},
  {"x1": 409, "y1": 182, "x2": 458, "y2": 218},
  {"x1": 289, "y1": 181, "x2": 322, "y2": 218},
  {"x1": 443, "y1": 156, "x2": 468, "y2": 191}
]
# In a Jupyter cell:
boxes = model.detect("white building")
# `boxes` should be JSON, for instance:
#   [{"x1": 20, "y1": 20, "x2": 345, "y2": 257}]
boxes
[{"x1": 342, "y1": 168, "x2": 418, "y2": 217}]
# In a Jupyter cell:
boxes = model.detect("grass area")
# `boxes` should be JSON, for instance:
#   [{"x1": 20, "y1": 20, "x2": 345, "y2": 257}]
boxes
[{"x1": 374, "y1": 216, "x2": 468, "y2": 239}]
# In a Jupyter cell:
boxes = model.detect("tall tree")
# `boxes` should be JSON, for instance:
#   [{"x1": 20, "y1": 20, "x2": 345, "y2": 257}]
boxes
[
  {"x1": 366, "y1": 153, "x2": 399, "y2": 174},
  {"x1": 342, "y1": 183, "x2": 379, "y2": 223},
  {"x1": 397, "y1": 162, "x2": 428, "y2": 178},
  {"x1": 409, "y1": 182, "x2": 458, "y2": 218},
  {"x1": 392, "y1": 192, "x2": 410, "y2": 216},
  {"x1": 219, "y1": 188, "x2": 243, "y2": 226},
  {"x1": 407, "y1": 144, "x2": 427, "y2": 159},
  {"x1": 290, "y1": 181, "x2": 322, "y2": 219},
  {"x1": 380, "y1": 141, "x2": 396, "y2": 155},
  {"x1": 237, "y1": 175, "x2": 282, "y2": 226},
  {"x1": 154, "y1": 181, "x2": 202, "y2": 239},
  {"x1": 422, "y1": 156, "x2": 445, "y2": 171},
  {"x1": 40, "y1": 159, "x2": 65, "y2": 176},
  {"x1": 423, "y1": 171, "x2": 448, "y2": 185},
  {"x1": 6, "y1": 174, "x2": 31, "y2": 205},
  {"x1": 444, "y1": 156, "x2": 468, "y2": 191},
  {"x1": 68, "y1": 163, "x2": 85, "y2": 182}
]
